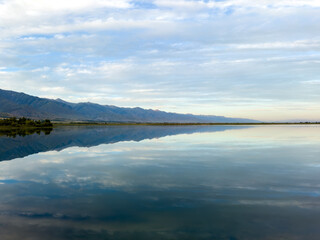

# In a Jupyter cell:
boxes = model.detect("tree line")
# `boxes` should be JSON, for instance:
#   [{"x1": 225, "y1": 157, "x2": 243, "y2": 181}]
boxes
[{"x1": 0, "y1": 117, "x2": 53, "y2": 127}]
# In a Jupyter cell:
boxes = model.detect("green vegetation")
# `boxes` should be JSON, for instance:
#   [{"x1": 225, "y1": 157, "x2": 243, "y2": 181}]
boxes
[
  {"x1": 1, "y1": 117, "x2": 320, "y2": 129},
  {"x1": 0, "y1": 128, "x2": 52, "y2": 138},
  {"x1": 0, "y1": 117, "x2": 53, "y2": 128},
  {"x1": 1, "y1": 117, "x2": 319, "y2": 138},
  {"x1": 0, "y1": 117, "x2": 53, "y2": 137}
]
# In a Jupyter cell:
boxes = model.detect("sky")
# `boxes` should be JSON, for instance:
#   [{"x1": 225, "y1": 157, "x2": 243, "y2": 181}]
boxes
[{"x1": 0, "y1": 0, "x2": 319, "y2": 122}]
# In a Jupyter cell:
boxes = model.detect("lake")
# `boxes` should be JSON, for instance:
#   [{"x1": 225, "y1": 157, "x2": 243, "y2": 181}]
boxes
[{"x1": 0, "y1": 125, "x2": 320, "y2": 239}]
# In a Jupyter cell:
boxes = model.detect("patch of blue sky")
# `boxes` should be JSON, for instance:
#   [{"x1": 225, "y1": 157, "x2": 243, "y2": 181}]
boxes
[
  {"x1": 131, "y1": 0, "x2": 157, "y2": 9},
  {"x1": 0, "y1": 179, "x2": 29, "y2": 184},
  {"x1": 16, "y1": 53, "x2": 65, "y2": 69},
  {"x1": 223, "y1": 6, "x2": 234, "y2": 15},
  {"x1": 0, "y1": 67, "x2": 21, "y2": 72},
  {"x1": 19, "y1": 34, "x2": 57, "y2": 40},
  {"x1": 207, "y1": 0, "x2": 227, "y2": 2}
]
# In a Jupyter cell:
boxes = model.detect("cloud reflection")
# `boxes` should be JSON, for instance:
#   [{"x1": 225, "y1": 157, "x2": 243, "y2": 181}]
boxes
[{"x1": 0, "y1": 125, "x2": 320, "y2": 239}]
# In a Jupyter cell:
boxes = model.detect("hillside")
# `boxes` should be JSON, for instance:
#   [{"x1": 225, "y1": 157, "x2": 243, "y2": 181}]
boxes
[{"x1": 0, "y1": 89, "x2": 259, "y2": 123}]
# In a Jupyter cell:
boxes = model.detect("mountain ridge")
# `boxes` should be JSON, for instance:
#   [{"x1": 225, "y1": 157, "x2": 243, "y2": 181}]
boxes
[{"x1": 0, "y1": 88, "x2": 259, "y2": 123}]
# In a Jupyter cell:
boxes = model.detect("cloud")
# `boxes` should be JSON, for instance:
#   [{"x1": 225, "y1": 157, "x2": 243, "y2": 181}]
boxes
[
  {"x1": 0, "y1": 0, "x2": 131, "y2": 17},
  {"x1": 153, "y1": 0, "x2": 320, "y2": 12},
  {"x1": 0, "y1": 0, "x2": 319, "y2": 121},
  {"x1": 301, "y1": 80, "x2": 320, "y2": 85},
  {"x1": 0, "y1": 0, "x2": 133, "y2": 38},
  {"x1": 233, "y1": 40, "x2": 320, "y2": 49}
]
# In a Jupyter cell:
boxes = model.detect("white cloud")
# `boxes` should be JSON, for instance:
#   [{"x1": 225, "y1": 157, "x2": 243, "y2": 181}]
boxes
[
  {"x1": 0, "y1": 0, "x2": 133, "y2": 37},
  {"x1": 154, "y1": 0, "x2": 212, "y2": 10},
  {"x1": 301, "y1": 80, "x2": 320, "y2": 85},
  {"x1": 154, "y1": 0, "x2": 320, "y2": 10},
  {"x1": 39, "y1": 86, "x2": 67, "y2": 93},
  {"x1": 233, "y1": 40, "x2": 320, "y2": 49},
  {"x1": 0, "y1": 0, "x2": 319, "y2": 121},
  {"x1": 0, "y1": 0, "x2": 131, "y2": 16}
]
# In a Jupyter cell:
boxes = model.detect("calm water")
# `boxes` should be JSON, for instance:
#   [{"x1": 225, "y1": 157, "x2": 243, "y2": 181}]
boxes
[{"x1": 0, "y1": 125, "x2": 320, "y2": 239}]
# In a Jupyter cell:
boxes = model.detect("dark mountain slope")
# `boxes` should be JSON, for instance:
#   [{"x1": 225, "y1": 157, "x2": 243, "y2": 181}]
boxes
[{"x1": 0, "y1": 89, "x2": 259, "y2": 123}]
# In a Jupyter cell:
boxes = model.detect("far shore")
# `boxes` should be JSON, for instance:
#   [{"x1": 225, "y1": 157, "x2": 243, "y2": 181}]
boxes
[
  {"x1": 0, "y1": 122, "x2": 319, "y2": 130},
  {"x1": 53, "y1": 122, "x2": 320, "y2": 126}
]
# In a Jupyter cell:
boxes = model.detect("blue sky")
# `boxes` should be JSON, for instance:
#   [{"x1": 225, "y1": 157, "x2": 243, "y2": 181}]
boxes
[{"x1": 0, "y1": 0, "x2": 319, "y2": 121}]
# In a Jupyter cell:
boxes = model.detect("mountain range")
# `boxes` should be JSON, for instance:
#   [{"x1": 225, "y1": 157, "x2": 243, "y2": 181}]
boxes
[{"x1": 0, "y1": 88, "x2": 258, "y2": 123}]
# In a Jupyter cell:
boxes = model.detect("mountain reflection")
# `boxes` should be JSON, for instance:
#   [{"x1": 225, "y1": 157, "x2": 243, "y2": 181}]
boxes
[{"x1": 0, "y1": 125, "x2": 249, "y2": 161}]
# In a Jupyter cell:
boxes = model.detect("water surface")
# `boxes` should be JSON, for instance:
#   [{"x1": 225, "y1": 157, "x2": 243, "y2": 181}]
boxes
[{"x1": 0, "y1": 125, "x2": 320, "y2": 239}]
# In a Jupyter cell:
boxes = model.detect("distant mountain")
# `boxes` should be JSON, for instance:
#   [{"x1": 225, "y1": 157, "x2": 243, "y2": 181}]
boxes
[{"x1": 0, "y1": 89, "x2": 259, "y2": 123}]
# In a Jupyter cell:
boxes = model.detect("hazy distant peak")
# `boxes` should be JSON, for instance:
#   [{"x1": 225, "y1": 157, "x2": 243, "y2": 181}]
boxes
[{"x1": 0, "y1": 89, "x2": 259, "y2": 123}]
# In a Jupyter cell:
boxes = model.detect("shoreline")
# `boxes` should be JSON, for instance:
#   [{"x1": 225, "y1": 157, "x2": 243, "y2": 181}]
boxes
[
  {"x1": 53, "y1": 122, "x2": 320, "y2": 126},
  {"x1": 0, "y1": 122, "x2": 319, "y2": 130}
]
